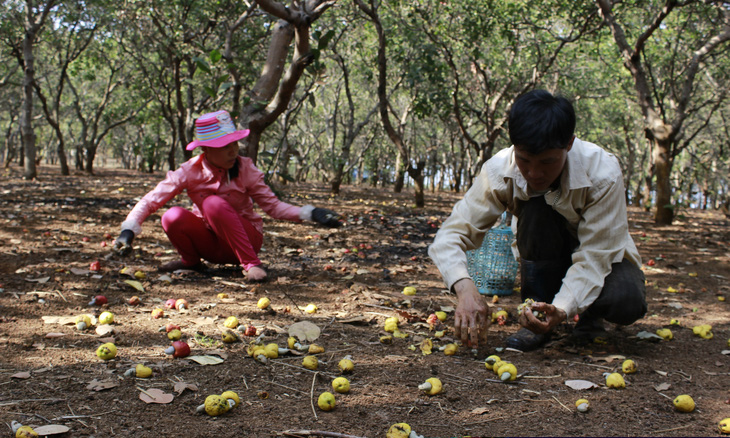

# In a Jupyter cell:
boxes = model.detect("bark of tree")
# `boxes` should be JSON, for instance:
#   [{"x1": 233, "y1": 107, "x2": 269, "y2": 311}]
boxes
[
  {"x1": 18, "y1": 0, "x2": 57, "y2": 180},
  {"x1": 354, "y1": 0, "x2": 426, "y2": 207},
  {"x1": 596, "y1": 0, "x2": 730, "y2": 224},
  {"x1": 241, "y1": 0, "x2": 337, "y2": 164}
]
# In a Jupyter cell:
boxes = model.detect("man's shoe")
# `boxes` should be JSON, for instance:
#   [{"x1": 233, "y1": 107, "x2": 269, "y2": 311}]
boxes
[
  {"x1": 505, "y1": 328, "x2": 549, "y2": 351},
  {"x1": 572, "y1": 316, "x2": 607, "y2": 342}
]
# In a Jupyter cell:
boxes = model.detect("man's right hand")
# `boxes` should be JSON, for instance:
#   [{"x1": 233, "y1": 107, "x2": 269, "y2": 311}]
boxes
[
  {"x1": 113, "y1": 229, "x2": 135, "y2": 256},
  {"x1": 452, "y1": 278, "x2": 491, "y2": 348}
]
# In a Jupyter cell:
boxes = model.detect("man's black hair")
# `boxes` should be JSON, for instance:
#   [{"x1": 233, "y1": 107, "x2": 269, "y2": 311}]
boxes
[{"x1": 508, "y1": 89, "x2": 575, "y2": 154}]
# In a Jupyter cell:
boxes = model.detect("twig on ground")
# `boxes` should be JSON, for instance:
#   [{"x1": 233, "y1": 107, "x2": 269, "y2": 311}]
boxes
[
  {"x1": 270, "y1": 359, "x2": 337, "y2": 377},
  {"x1": 281, "y1": 289, "x2": 305, "y2": 315},
  {"x1": 521, "y1": 374, "x2": 562, "y2": 379},
  {"x1": 484, "y1": 378, "x2": 527, "y2": 385},
  {"x1": 651, "y1": 424, "x2": 693, "y2": 434},
  {"x1": 561, "y1": 360, "x2": 612, "y2": 370},
  {"x1": 310, "y1": 372, "x2": 318, "y2": 421},
  {"x1": 268, "y1": 380, "x2": 306, "y2": 394},
  {"x1": 441, "y1": 372, "x2": 475, "y2": 383},
  {"x1": 464, "y1": 410, "x2": 538, "y2": 426},
  {"x1": 552, "y1": 396, "x2": 573, "y2": 413},
  {"x1": 281, "y1": 430, "x2": 368, "y2": 438}
]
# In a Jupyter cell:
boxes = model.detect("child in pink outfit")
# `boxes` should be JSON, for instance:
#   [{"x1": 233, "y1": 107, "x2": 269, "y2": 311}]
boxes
[{"x1": 114, "y1": 110, "x2": 341, "y2": 281}]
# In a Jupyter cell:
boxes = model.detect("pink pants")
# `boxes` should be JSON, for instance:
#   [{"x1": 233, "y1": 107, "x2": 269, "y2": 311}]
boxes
[{"x1": 161, "y1": 195, "x2": 263, "y2": 271}]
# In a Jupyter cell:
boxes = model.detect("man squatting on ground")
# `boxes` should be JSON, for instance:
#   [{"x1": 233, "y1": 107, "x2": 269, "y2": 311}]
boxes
[{"x1": 429, "y1": 89, "x2": 647, "y2": 351}]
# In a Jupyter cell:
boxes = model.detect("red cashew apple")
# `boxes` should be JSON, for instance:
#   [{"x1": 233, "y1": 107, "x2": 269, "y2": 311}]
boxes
[
  {"x1": 165, "y1": 341, "x2": 190, "y2": 358},
  {"x1": 89, "y1": 295, "x2": 107, "y2": 306},
  {"x1": 164, "y1": 299, "x2": 177, "y2": 310}
]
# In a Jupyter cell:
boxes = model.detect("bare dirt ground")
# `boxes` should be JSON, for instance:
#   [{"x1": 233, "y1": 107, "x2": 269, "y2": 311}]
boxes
[{"x1": 0, "y1": 165, "x2": 728, "y2": 438}]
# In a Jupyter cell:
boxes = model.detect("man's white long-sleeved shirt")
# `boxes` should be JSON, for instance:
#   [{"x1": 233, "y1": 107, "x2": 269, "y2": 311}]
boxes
[{"x1": 428, "y1": 138, "x2": 641, "y2": 318}]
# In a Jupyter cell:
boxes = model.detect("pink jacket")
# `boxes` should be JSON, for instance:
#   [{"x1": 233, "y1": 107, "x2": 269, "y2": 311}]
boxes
[{"x1": 121, "y1": 155, "x2": 303, "y2": 236}]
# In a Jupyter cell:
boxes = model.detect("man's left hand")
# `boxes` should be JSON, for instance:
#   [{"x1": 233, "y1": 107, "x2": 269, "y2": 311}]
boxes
[{"x1": 518, "y1": 301, "x2": 566, "y2": 334}]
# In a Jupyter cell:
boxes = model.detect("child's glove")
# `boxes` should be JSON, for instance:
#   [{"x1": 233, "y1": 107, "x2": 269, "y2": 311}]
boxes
[
  {"x1": 312, "y1": 207, "x2": 342, "y2": 228},
  {"x1": 113, "y1": 229, "x2": 135, "y2": 255}
]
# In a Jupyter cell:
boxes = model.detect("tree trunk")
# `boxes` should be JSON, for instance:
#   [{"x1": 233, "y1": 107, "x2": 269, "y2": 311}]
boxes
[
  {"x1": 652, "y1": 138, "x2": 673, "y2": 224},
  {"x1": 20, "y1": 29, "x2": 37, "y2": 180},
  {"x1": 408, "y1": 163, "x2": 426, "y2": 208},
  {"x1": 393, "y1": 152, "x2": 404, "y2": 192}
]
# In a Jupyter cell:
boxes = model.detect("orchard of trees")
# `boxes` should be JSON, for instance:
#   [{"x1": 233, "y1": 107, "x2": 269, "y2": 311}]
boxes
[{"x1": 1, "y1": 0, "x2": 729, "y2": 224}]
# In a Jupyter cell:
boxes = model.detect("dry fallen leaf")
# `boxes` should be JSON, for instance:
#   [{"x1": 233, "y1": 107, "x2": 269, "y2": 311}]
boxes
[
  {"x1": 70, "y1": 268, "x2": 92, "y2": 275},
  {"x1": 95, "y1": 325, "x2": 115, "y2": 336},
  {"x1": 123, "y1": 279, "x2": 145, "y2": 293},
  {"x1": 25, "y1": 276, "x2": 51, "y2": 283},
  {"x1": 188, "y1": 355, "x2": 225, "y2": 366},
  {"x1": 654, "y1": 382, "x2": 671, "y2": 391},
  {"x1": 42, "y1": 316, "x2": 77, "y2": 325},
  {"x1": 173, "y1": 381, "x2": 198, "y2": 395},
  {"x1": 86, "y1": 379, "x2": 119, "y2": 391},
  {"x1": 138, "y1": 387, "x2": 174, "y2": 404},
  {"x1": 11, "y1": 371, "x2": 31, "y2": 379},
  {"x1": 288, "y1": 321, "x2": 321, "y2": 342},
  {"x1": 564, "y1": 379, "x2": 598, "y2": 390},
  {"x1": 471, "y1": 407, "x2": 490, "y2": 414},
  {"x1": 33, "y1": 425, "x2": 71, "y2": 436},
  {"x1": 45, "y1": 332, "x2": 66, "y2": 338}
]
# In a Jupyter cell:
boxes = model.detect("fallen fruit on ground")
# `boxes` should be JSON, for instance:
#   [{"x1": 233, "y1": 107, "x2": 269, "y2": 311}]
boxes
[
  {"x1": 224, "y1": 316, "x2": 239, "y2": 328},
  {"x1": 317, "y1": 391, "x2": 336, "y2": 411},
  {"x1": 402, "y1": 286, "x2": 417, "y2": 296},
  {"x1": 88, "y1": 295, "x2": 107, "y2": 306},
  {"x1": 75, "y1": 314, "x2": 92, "y2": 331},
  {"x1": 622, "y1": 359, "x2": 637, "y2": 374},
  {"x1": 673, "y1": 394, "x2": 695, "y2": 412},
  {"x1": 332, "y1": 377, "x2": 350, "y2": 393},
  {"x1": 221, "y1": 390, "x2": 240, "y2": 408},
  {"x1": 167, "y1": 329, "x2": 182, "y2": 341},
  {"x1": 575, "y1": 398, "x2": 590, "y2": 413},
  {"x1": 302, "y1": 355, "x2": 318, "y2": 370},
  {"x1": 164, "y1": 299, "x2": 176, "y2": 309},
  {"x1": 14, "y1": 425, "x2": 38, "y2": 438},
  {"x1": 485, "y1": 355, "x2": 500, "y2": 367},
  {"x1": 418, "y1": 377, "x2": 443, "y2": 395},
  {"x1": 96, "y1": 342, "x2": 117, "y2": 360},
  {"x1": 304, "y1": 303, "x2": 318, "y2": 314},
  {"x1": 257, "y1": 297, "x2": 271, "y2": 309},
  {"x1": 498, "y1": 363, "x2": 518, "y2": 382},
  {"x1": 605, "y1": 372, "x2": 625, "y2": 389},
  {"x1": 98, "y1": 311, "x2": 114, "y2": 325},
  {"x1": 435, "y1": 311, "x2": 447, "y2": 322},
  {"x1": 338, "y1": 356, "x2": 354, "y2": 373},
  {"x1": 151, "y1": 308, "x2": 164, "y2": 319},
  {"x1": 124, "y1": 364, "x2": 152, "y2": 378},
  {"x1": 384, "y1": 316, "x2": 399, "y2": 333},
  {"x1": 165, "y1": 340, "x2": 190, "y2": 358},
  {"x1": 441, "y1": 343, "x2": 458, "y2": 356},
  {"x1": 719, "y1": 418, "x2": 730, "y2": 434},
  {"x1": 222, "y1": 330, "x2": 239, "y2": 343},
  {"x1": 386, "y1": 423, "x2": 411, "y2": 438},
  {"x1": 128, "y1": 296, "x2": 141, "y2": 305},
  {"x1": 175, "y1": 298, "x2": 188, "y2": 310},
  {"x1": 656, "y1": 328, "x2": 673, "y2": 340},
  {"x1": 199, "y1": 394, "x2": 231, "y2": 416}
]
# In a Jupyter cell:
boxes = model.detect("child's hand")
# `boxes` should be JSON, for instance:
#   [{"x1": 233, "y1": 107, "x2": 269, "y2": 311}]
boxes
[
  {"x1": 113, "y1": 230, "x2": 135, "y2": 256},
  {"x1": 312, "y1": 207, "x2": 342, "y2": 228}
]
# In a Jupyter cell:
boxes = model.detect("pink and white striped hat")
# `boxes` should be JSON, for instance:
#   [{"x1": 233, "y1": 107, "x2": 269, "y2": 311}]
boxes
[{"x1": 186, "y1": 110, "x2": 250, "y2": 151}]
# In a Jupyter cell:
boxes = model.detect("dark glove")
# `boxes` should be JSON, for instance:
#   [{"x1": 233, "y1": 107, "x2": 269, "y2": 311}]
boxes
[
  {"x1": 113, "y1": 229, "x2": 135, "y2": 255},
  {"x1": 312, "y1": 207, "x2": 342, "y2": 228}
]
